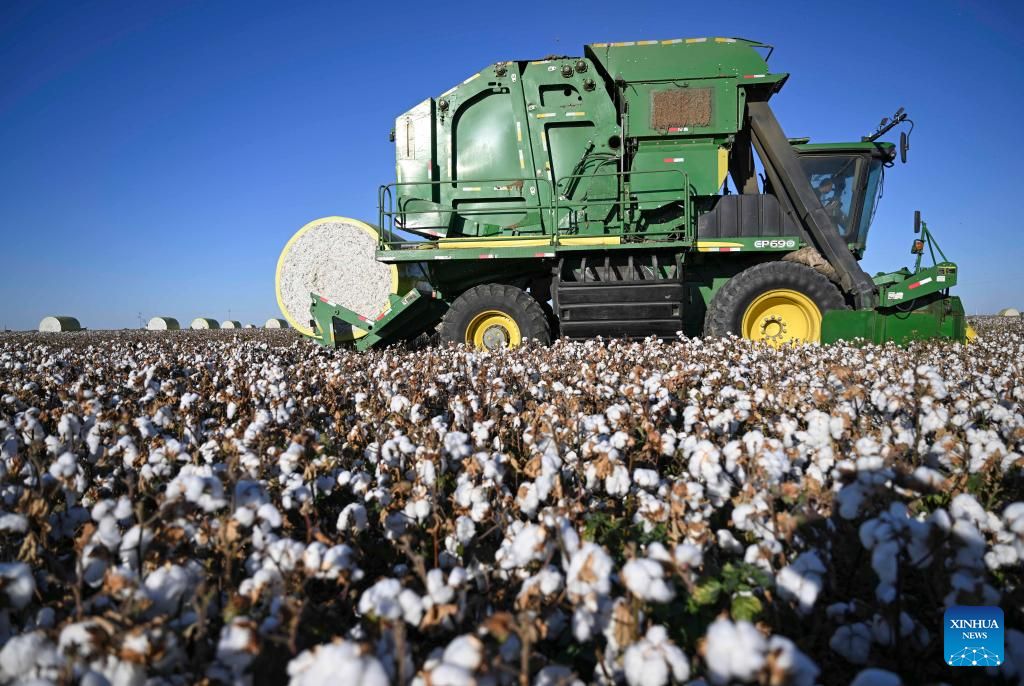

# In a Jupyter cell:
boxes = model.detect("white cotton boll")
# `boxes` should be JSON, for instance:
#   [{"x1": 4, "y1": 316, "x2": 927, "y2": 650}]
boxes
[
  {"x1": 623, "y1": 625, "x2": 690, "y2": 686},
  {"x1": 425, "y1": 568, "x2": 455, "y2": 606},
  {"x1": 165, "y1": 465, "x2": 228, "y2": 512},
  {"x1": 0, "y1": 512, "x2": 28, "y2": 534},
  {"x1": 49, "y1": 451, "x2": 78, "y2": 478},
  {"x1": 776, "y1": 551, "x2": 826, "y2": 614},
  {"x1": 442, "y1": 635, "x2": 483, "y2": 671},
  {"x1": 287, "y1": 640, "x2": 389, "y2": 686},
  {"x1": 258, "y1": 503, "x2": 283, "y2": 529},
  {"x1": 605, "y1": 464, "x2": 630, "y2": 496},
  {"x1": 358, "y1": 578, "x2": 420, "y2": 626},
  {"x1": 503, "y1": 523, "x2": 549, "y2": 570},
  {"x1": 208, "y1": 616, "x2": 259, "y2": 683},
  {"x1": 455, "y1": 516, "x2": 475, "y2": 546},
  {"x1": 337, "y1": 503, "x2": 368, "y2": 533},
  {"x1": 398, "y1": 588, "x2": 424, "y2": 626},
  {"x1": 673, "y1": 543, "x2": 702, "y2": 568},
  {"x1": 233, "y1": 507, "x2": 256, "y2": 528},
  {"x1": 632, "y1": 468, "x2": 660, "y2": 490},
  {"x1": 113, "y1": 496, "x2": 133, "y2": 520},
  {"x1": 417, "y1": 459, "x2": 437, "y2": 486},
  {"x1": 704, "y1": 618, "x2": 766, "y2": 684},
  {"x1": 144, "y1": 563, "x2": 196, "y2": 615},
  {"x1": 0, "y1": 631, "x2": 60, "y2": 682},
  {"x1": 622, "y1": 558, "x2": 674, "y2": 602},
  {"x1": 0, "y1": 562, "x2": 36, "y2": 609},
  {"x1": 1005, "y1": 502, "x2": 1024, "y2": 534},
  {"x1": 717, "y1": 529, "x2": 744, "y2": 554},
  {"x1": 910, "y1": 466, "x2": 947, "y2": 490},
  {"x1": 404, "y1": 497, "x2": 432, "y2": 524},
  {"x1": 566, "y1": 543, "x2": 613, "y2": 598},
  {"x1": 849, "y1": 668, "x2": 901, "y2": 686},
  {"x1": 829, "y1": 622, "x2": 872, "y2": 664},
  {"x1": 389, "y1": 395, "x2": 411, "y2": 414}
]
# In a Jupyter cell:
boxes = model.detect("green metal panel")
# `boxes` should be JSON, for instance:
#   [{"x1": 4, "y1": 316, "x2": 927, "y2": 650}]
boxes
[
  {"x1": 584, "y1": 38, "x2": 776, "y2": 82},
  {"x1": 821, "y1": 296, "x2": 968, "y2": 345},
  {"x1": 878, "y1": 263, "x2": 958, "y2": 306}
]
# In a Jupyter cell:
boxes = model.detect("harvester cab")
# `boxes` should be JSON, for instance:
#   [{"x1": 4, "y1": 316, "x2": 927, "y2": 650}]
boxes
[{"x1": 280, "y1": 37, "x2": 971, "y2": 350}]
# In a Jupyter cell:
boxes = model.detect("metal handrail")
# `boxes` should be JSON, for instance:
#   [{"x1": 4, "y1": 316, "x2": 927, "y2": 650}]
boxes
[
  {"x1": 378, "y1": 176, "x2": 556, "y2": 246},
  {"x1": 377, "y1": 168, "x2": 694, "y2": 248}
]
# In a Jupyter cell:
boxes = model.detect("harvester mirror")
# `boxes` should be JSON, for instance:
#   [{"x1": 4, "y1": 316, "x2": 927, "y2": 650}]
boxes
[
  {"x1": 914, "y1": 210, "x2": 921, "y2": 234},
  {"x1": 389, "y1": 129, "x2": 396, "y2": 142},
  {"x1": 911, "y1": 239, "x2": 925, "y2": 255},
  {"x1": 900, "y1": 131, "x2": 909, "y2": 163}
]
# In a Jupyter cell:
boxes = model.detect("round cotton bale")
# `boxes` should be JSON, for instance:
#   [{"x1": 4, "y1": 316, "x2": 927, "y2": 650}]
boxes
[
  {"x1": 39, "y1": 316, "x2": 81, "y2": 332},
  {"x1": 997, "y1": 307, "x2": 1020, "y2": 317},
  {"x1": 244, "y1": 324, "x2": 256, "y2": 329},
  {"x1": 221, "y1": 320, "x2": 242, "y2": 329},
  {"x1": 265, "y1": 318, "x2": 289, "y2": 329},
  {"x1": 147, "y1": 316, "x2": 180, "y2": 331},
  {"x1": 190, "y1": 317, "x2": 219, "y2": 330},
  {"x1": 275, "y1": 216, "x2": 401, "y2": 340}
]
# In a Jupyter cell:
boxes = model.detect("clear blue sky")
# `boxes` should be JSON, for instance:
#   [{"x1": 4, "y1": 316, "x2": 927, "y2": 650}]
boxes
[{"x1": 1, "y1": 0, "x2": 1022, "y2": 330}]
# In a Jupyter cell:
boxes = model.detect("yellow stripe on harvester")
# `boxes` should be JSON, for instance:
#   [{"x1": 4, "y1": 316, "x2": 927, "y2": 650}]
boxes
[{"x1": 696, "y1": 241, "x2": 744, "y2": 252}]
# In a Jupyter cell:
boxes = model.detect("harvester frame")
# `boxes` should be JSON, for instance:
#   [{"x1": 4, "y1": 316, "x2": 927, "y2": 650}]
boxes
[{"x1": 302, "y1": 37, "x2": 970, "y2": 350}]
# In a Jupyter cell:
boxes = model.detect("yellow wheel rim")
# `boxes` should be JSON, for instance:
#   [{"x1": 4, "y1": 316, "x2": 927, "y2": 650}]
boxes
[
  {"x1": 741, "y1": 289, "x2": 822, "y2": 346},
  {"x1": 465, "y1": 310, "x2": 521, "y2": 350}
]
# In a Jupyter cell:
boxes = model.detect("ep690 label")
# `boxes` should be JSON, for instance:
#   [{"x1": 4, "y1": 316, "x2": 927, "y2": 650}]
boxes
[{"x1": 753, "y1": 239, "x2": 797, "y2": 249}]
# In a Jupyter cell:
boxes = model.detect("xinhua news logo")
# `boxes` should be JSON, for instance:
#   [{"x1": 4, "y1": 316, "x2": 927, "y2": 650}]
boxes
[{"x1": 944, "y1": 606, "x2": 1004, "y2": 667}]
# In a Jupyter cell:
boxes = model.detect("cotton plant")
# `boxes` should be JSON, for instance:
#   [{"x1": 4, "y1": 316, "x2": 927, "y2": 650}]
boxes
[{"x1": 0, "y1": 320, "x2": 1020, "y2": 684}]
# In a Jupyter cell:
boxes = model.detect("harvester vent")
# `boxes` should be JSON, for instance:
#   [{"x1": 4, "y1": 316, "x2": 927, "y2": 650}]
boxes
[{"x1": 651, "y1": 88, "x2": 712, "y2": 129}]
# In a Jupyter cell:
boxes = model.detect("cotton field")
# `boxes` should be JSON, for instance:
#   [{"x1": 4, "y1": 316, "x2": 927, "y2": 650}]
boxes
[{"x1": 0, "y1": 321, "x2": 1021, "y2": 686}]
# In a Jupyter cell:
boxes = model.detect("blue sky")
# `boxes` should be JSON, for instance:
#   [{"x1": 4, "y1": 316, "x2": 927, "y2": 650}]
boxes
[{"x1": 1, "y1": 0, "x2": 1022, "y2": 330}]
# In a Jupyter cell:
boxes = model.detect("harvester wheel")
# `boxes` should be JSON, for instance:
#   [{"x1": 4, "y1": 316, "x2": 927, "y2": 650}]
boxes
[
  {"x1": 704, "y1": 262, "x2": 846, "y2": 346},
  {"x1": 440, "y1": 284, "x2": 551, "y2": 350}
]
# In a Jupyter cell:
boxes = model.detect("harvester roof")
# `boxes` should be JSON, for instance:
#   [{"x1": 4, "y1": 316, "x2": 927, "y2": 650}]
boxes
[{"x1": 584, "y1": 36, "x2": 784, "y2": 87}]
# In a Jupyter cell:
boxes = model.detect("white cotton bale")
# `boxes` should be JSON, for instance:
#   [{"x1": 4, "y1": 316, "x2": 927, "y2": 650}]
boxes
[
  {"x1": 997, "y1": 307, "x2": 1020, "y2": 317},
  {"x1": 244, "y1": 324, "x2": 256, "y2": 329},
  {"x1": 265, "y1": 318, "x2": 289, "y2": 329},
  {"x1": 38, "y1": 316, "x2": 81, "y2": 332},
  {"x1": 221, "y1": 320, "x2": 242, "y2": 329},
  {"x1": 275, "y1": 216, "x2": 399, "y2": 340},
  {"x1": 191, "y1": 318, "x2": 219, "y2": 330},
  {"x1": 147, "y1": 317, "x2": 180, "y2": 331}
]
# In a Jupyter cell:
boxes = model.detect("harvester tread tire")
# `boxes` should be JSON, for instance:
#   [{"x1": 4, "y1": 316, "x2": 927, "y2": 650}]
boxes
[
  {"x1": 704, "y1": 261, "x2": 846, "y2": 340},
  {"x1": 440, "y1": 284, "x2": 551, "y2": 348}
]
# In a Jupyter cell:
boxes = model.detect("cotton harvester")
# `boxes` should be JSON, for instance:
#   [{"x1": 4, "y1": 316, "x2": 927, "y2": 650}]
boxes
[{"x1": 275, "y1": 37, "x2": 973, "y2": 350}]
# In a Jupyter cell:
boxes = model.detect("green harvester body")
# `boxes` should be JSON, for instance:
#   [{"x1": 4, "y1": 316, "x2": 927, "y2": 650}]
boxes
[{"x1": 308, "y1": 37, "x2": 969, "y2": 349}]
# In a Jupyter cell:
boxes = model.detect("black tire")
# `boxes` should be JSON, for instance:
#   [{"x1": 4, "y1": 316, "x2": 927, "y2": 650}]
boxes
[
  {"x1": 704, "y1": 261, "x2": 846, "y2": 342},
  {"x1": 439, "y1": 283, "x2": 551, "y2": 349}
]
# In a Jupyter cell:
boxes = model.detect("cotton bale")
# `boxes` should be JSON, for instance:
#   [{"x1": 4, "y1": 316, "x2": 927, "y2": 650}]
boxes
[
  {"x1": 997, "y1": 307, "x2": 1020, "y2": 317},
  {"x1": 221, "y1": 320, "x2": 242, "y2": 329},
  {"x1": 38, "y1": 316, "x2": 81, "y2": 332},
  {"x1": 190, "y1": 318, "x2": 219, "y2": 330},
  {"x1": 147, "y1": 317, "x2": 180, "y2": 331},
  {"x1": 275, "y1": 216, "x2": 408, "y2": 341},
  {"x1": 244, "y1": 324, "x2": 256, "y2": 329},
  {"x1": 265, "y1": 318, "x2": 289, "y2": 329}
]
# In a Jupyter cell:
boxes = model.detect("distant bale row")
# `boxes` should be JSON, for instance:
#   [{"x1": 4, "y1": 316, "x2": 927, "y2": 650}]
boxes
[{"x1": 37, "y1": 316, "x2": 290, "y2": 332}]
